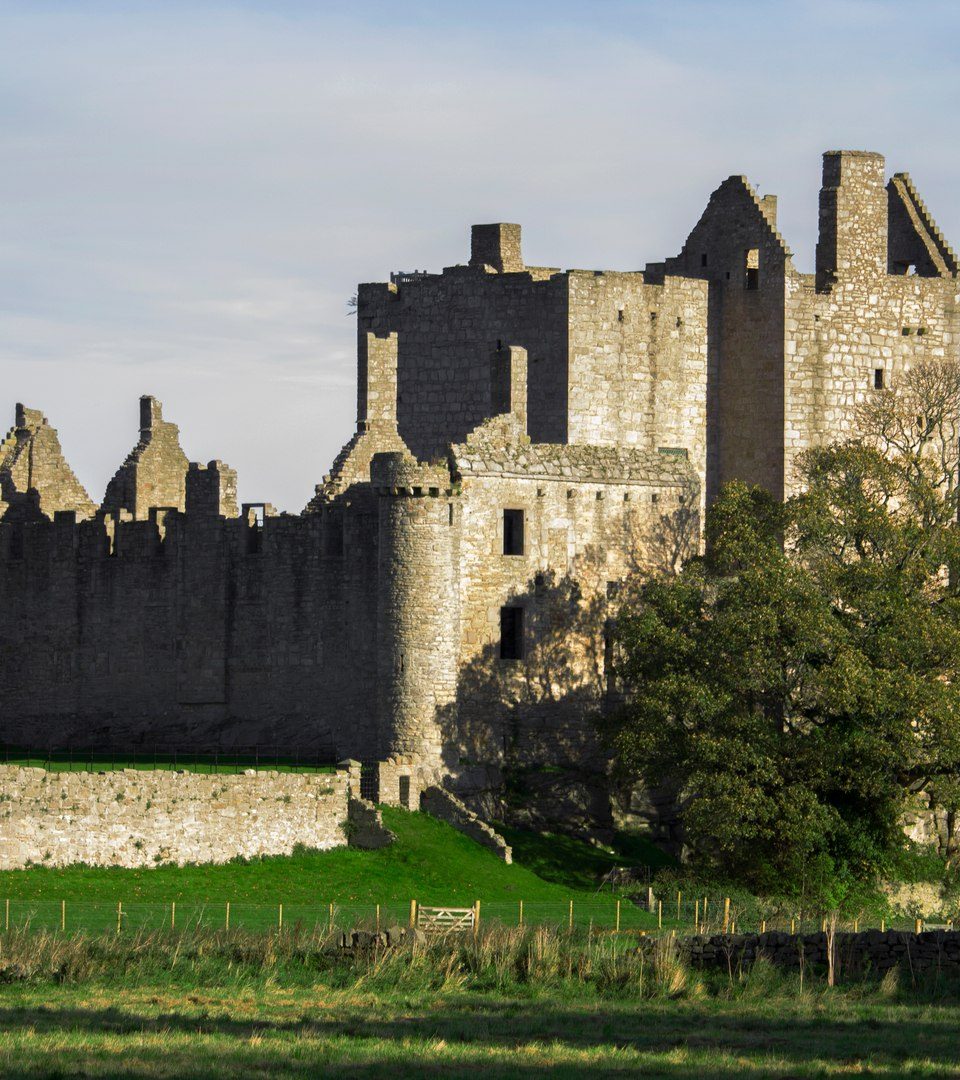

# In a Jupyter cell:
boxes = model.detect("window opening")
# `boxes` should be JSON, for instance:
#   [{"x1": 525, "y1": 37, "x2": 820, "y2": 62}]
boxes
[
  {"x1": 398, "y1": 775, "x2": 411, "y2": 809},
  {"x1": 503, "y1": 508, "x2": 524, "y2": 556},
  {"x1": 744, "y1": 248, "x2": 760, "y2": 290},
  {"x1": 243, "y1": 503, "x2": 265, "y2": 555},
  {"x1": 323, "y1": 510, "x2": 344, "y2": 556},
  {"x1": 500, "y1": 606, "x2": 524, "y2": 660},
  {"x1": 701, "y1": 253, "x2": 708, "y2": 268},
  {"x1": 874, "y1": 368, "x2": 885, "y2": 390}
]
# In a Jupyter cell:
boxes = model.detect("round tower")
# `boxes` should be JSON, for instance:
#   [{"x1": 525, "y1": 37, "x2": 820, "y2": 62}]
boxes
[{"x1": 373, "y1": 453, "x2": 460, "y2": 770}]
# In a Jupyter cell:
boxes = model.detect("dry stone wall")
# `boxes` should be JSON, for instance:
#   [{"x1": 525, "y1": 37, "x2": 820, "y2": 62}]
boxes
[
  {"x1": 0, "y1": 765, "x2": 349, "y2": 869},
  {"x1": 672, "y1": 930, "x2": 960, "y2": 974}
]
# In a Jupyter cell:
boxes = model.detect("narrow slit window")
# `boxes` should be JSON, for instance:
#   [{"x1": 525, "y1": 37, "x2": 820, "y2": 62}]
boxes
[
  {"x1": 503, "y1": 508, "x2": 524, "y2": 556},
  {"x1": 700, "y1": 253, "x2": 708, "y2": 268},
  {"x1": 500, "y1": 606, "x2": 524, "y2": 660},
  {"x1": 874, "y1": 368, "x2": 885, "y2": 390},
  {"x1": 745, "y1": 248, "x2": 760, "y2": 290}
]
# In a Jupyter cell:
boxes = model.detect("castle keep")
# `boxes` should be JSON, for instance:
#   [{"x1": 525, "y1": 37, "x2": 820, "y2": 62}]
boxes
[{"x1": 1, "y1": 150, "x2": 957, "y2": 810}]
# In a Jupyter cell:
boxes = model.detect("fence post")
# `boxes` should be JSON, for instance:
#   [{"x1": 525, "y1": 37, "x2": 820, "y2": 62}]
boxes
[
  {"x1": 658, "y1": 899, "x2": 662, "y2": 930},
  {"x1": 615, "y1": 899, "x2": 620, "y2": 933},
  {"x1": 694, "y1": 899, "x2": 699, "y2": 932},
  {"x1": 568, "y1": 899, "x2": 573, "y2": 932},
  {"x1": 790, "y1": 917, "x2": 796, "y2": 934},
  {"x1": 225, "y1": 902, "x2": 230, "y2": 931},
  {"x1": 171, "y1": 902, "x2": 176, "y2": 930},
  {"x1": 723, "y1": 897, "x2": 730, "y2": 933},
  {"x1": 677, "y1": 891, "x2": 681, "y2": 922},
  {"x1": 473, "y1": 900, "x2": 480, "y2": 941},
  {"x1": 376, "y1": 904, "x2": 380, "y2": 933},
  {"x1": 409, "y1": 899, "x2": 417, "y2": 929},
  {"x1": 278, "y1": 904, "x2": 283, "y2": 931},
  {"x1": 760, "y1": 919, "x2": 766, "y2": 934},
  {"x1": 117, "y1": 901, "x2": 122, "y2": 934},
  {"x1": 518, "y1": 900, "x2": 523, "y2": 928},
  {"x1": 329, "y1": 902, "x2": 334, "y2": 933},
  {"x1": 61, "y1": 900, "x2": 66, "y2": 933},
  {"x1": 881, "y1": 917, "x2": 885, "y2": 933},
  {"x1": 916, "y1": 918, "x2": 923, "y2": 934},
  {"x1": 4, "y1": 899, "x2": 8, "y2": 932}
]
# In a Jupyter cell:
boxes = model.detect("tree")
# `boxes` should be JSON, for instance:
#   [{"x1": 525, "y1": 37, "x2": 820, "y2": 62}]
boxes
[{"x1": 601, "y1": 364, "x2": 960, "y2": 897}]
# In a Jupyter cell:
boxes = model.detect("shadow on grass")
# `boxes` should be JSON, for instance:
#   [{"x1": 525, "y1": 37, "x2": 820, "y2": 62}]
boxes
[{"x1": 0, "y1": 997, "x2": 955, "y2": 1077}]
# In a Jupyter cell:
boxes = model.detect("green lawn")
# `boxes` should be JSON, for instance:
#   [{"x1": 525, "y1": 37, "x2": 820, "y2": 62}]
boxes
[
  {"x1": 1, "y1": 984, "x2": 958, "y2": 1078},
  {"x1": 1, "y1": 752, "x2": 334, "y2": 775}
]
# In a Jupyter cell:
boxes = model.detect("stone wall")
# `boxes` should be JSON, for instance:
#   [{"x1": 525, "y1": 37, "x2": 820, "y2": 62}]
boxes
[
  {"x1": 0, "y1": 764, "x2": 349, "y2": 869},
  {"x1": 672, "y1": 930, "x2": 960, "y2": 974}
]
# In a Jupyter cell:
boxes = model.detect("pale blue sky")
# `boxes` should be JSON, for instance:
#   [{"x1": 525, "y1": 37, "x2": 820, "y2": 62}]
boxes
[{"x1": 2, "y1": 0, "x2": 958, "y2": 509}]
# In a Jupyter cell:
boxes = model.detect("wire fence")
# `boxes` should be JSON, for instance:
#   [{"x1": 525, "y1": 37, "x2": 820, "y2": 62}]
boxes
[
  {"x1": 0, "y1": 897, "x2": 952, "y2": 937},
  {"x1": 0, "y1": 745, "x2": 338, "y2": 775}
]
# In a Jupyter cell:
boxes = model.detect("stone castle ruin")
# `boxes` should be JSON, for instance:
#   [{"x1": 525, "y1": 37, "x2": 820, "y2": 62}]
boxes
[{"x1": 1, "y1": 150, "x2": 957, "y2": 821}]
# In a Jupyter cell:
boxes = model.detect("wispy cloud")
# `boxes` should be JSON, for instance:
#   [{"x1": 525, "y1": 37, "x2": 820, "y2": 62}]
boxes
[{"x1": 0, "y1": 0, "x2": 957, "y2": 508}]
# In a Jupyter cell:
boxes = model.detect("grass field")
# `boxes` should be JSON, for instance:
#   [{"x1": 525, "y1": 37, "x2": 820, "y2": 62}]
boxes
[
  {"x1": 0, "y1": 809, "x2": 668, "y2": 934},
  {"x1": 0, "y1": 925, "x2": 959, "y2": 1077},
  {"x1": 4, "y1": 985, "x2": 960, "y2": 1078}
]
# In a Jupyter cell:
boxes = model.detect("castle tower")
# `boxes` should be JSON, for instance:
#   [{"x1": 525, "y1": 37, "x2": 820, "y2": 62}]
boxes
[
  {"x1": 816, "y1": 150, "x2": 888, "y2": 286},
  {"x1": 373, "y1": 453, "x2": 460, "y2": 768}
]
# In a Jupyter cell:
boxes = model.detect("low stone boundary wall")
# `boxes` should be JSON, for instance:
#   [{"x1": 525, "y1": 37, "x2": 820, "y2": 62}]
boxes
[
  {"x1": 670, "y1": 930, "x2": 960, "y2": 974},
  {"x1": 0, "y1": 764, "x2": 350, "y2": 869},
  {"x1": 420, "y1": 786, "x2": 512, "y2": 863}
]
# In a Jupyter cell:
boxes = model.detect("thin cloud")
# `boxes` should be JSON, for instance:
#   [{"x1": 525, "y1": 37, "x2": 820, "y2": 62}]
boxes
[{"x1": 0, "y1": 1, "x2": 957, "y2": 509}]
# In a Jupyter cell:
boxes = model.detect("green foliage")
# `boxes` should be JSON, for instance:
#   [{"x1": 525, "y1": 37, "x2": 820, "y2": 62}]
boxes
[{"x1": 602, "y1": 437, "x2": 960, "y2": 904}]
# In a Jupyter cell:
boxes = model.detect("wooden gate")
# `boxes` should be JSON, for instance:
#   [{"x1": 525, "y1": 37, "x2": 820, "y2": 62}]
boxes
[{"x1": 415, "y1": 902, "x2": 478, "y2": 935}]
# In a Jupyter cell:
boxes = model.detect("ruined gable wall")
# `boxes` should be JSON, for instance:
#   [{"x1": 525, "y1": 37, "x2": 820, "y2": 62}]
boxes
[
  {"x1": 565, "y1": 272, "x2": 709, "y2": 507},
  {"x1": 666, "y1": 178, "x2": 789, "y2": 501},
  {"x1": 0, "y1": 500, "x2": 381, "y2": 758},
  {"x1": 357, "y1": 266, "x2": 569, "y2": 458},
  {"x1": 784, "y1": 270, "x2": 960, "y2": 493},
  {"x1": 102, "y1": 398, "x2": 190, "y2": 520},
  {"x1": 0, "y1": 407, "x2": 97, "y2": 522},
  {"x1": 786, "y1": 152, "x2": 960, "y2": 494}
]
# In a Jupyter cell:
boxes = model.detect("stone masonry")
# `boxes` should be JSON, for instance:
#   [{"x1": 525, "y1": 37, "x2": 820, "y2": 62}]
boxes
[
  {"x1": 0, "y1": 148, "x2": 956, "y2": 827},
  {"x1": 0, "y1": 764, "x2": 350, "y2": 869}
]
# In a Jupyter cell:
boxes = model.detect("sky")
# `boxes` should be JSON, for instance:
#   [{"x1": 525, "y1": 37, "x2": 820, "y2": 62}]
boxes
[{"x1": 1, "y1": 0, "x2": 958, "y2": 511}]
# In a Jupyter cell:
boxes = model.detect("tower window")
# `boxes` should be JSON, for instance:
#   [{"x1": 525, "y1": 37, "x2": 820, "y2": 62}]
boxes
[
  {"x1": 500, "y1": 606, "x2": 524, "y2": 660},
  {"x1": 744, "y1": 248, "x2": 760, "y2": 290},
  {"x1": 874, "y1": 368, "x2": 885, "y2": 390},
  {"x1": 503, "y1": 509, "x2": 524, "y2": 556},
  {"x1": 701, "y1": 253, "x2": 708, "y2": 268}
]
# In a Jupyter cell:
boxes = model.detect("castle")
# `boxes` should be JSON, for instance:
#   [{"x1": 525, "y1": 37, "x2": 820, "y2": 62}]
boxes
[{"x1": 1, "y1": 150, "x2": 957, "y2": 816}]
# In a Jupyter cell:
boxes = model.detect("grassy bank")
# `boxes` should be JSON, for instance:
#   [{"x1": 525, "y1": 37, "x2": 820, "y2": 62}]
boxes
[{"x1": 0, "y1": 810, "x2": 661, "y2": 931}]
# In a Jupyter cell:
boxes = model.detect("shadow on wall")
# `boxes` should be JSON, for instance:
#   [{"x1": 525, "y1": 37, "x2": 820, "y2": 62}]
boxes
[{"x1": 438, "y1": 497, "x2": 699, "y2": 837}]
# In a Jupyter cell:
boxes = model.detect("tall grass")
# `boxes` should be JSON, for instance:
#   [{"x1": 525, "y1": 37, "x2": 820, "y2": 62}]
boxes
[{"x1": 2, "y1": 922, "x2": 958, "y2": 1003}]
